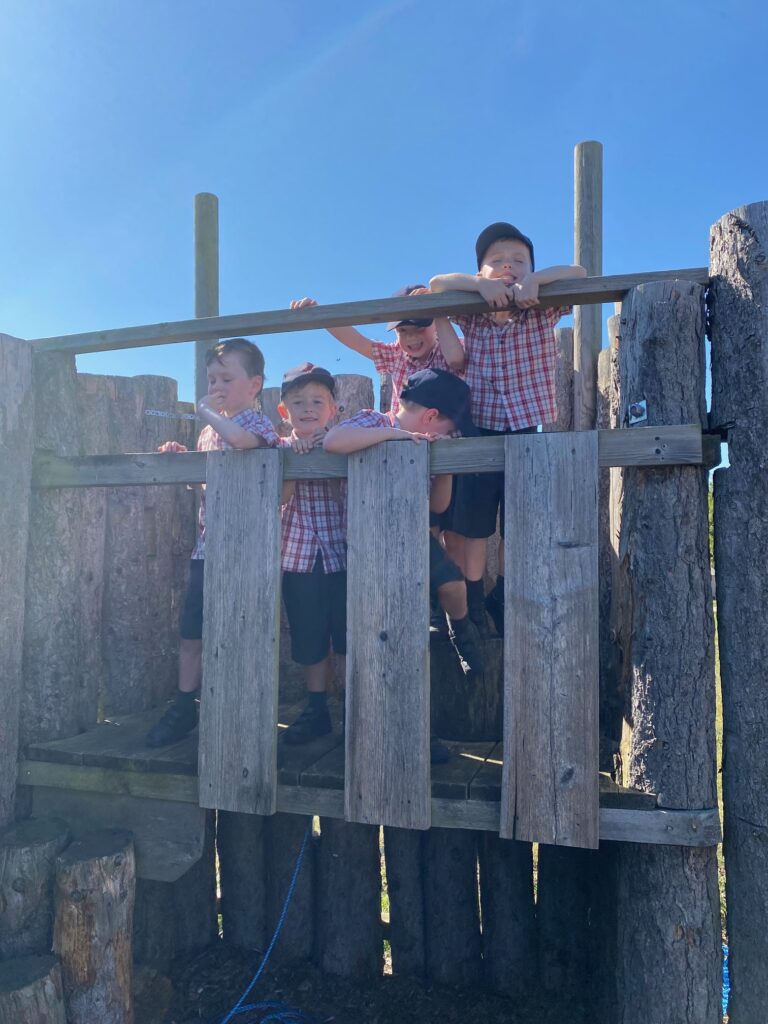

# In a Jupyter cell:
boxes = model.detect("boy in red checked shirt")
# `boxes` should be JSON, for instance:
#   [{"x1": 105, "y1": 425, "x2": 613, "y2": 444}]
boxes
[
  {"x1": 146, "y1": 338, "x2": 280, "y2": 747},
  {"x1": 277, "y1": 363, "x2": 347, "y2": 745},
  {"x1": 430, "y1": 223, "x2": 587, "y2": 637},
  {"x1": 289, "y1": 284, "x2": 464, "y2": 416},
  {"x1": 323, "y1": 368, "x2": 484, "y2": 765}
]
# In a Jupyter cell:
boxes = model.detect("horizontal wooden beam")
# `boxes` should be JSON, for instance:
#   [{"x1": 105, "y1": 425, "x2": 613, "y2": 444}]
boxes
[
  {"x1": 17, "y1": 760, "x2": 721, "y2": 847},
  {"x1": 29, "y1": 268, "x2": 708, "y2": 355},
  {"x1": 32, "y1": 425, "x2": 703, "y2": 489}
]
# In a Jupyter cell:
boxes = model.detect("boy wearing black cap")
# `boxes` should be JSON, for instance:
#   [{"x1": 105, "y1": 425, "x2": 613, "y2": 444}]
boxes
[
  {"x1": 324, "y1": 368, "x2": 484, "y2": 713},
  {"x1": 278, "y1": 363, "x2": 347, "y2": 744},
  {"x1": 429, "y1": 225, "x2": 586, "y2": 636},
  {"x1": 290, "y1": 286, "x2": 464, "y2": 416}
]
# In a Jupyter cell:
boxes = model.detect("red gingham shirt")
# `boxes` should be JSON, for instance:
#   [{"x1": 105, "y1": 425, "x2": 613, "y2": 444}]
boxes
[
  {"x1": 454, "y1": 306, "x2": 570, "y2": 431},
  {"x1": 280, "y1": 436, "x2": 346, "y2": 574},
  {"x1": 370, "y1": 340, "x2": 459, "y2": 416},
  {"x1": 192, "y1": 409, "x2": 280, "y2": 559}
]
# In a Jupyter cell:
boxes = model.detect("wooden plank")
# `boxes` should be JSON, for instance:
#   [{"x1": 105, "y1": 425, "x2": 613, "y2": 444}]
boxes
[
  {"x1": 198, "y1": 448, "x2": 282, "y2": 814},
  {"x1": 573, "y1": 140, "x2": 603, "y2": 430},
  {"x1": 17, "y1": 762, "x2": 721, "y2": 846},
  {"x1": 30, "y1": 269, "x2": 709, "y2": 355},
  {"x1": 501, "y1": 432, "x2": 599, "y2": 847},
  {"x1": 345, "y1": 442, "x2": 431, "y2": 829},
  {"x1": 31, "y1": 425, "x2": 703, "y2": 489}
]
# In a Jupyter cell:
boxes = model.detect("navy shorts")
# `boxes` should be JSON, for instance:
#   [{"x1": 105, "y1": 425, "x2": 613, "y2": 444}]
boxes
[
  {"x1": 451, "y1": 426, "x2": 537, "y2": 539},
  {"x1": 179, "y1": 559, "x2": 205, "y2": 640},
  {"x1": 282, "y1": 552, "x2": 347, "y2": 665}
]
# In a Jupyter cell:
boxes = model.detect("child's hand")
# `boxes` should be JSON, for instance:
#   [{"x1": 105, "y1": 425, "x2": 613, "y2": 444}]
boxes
[
  {"x1": 290, "y1": 431, "x2": 325, "y2": 454},
  {"x1": 392, "y1": 428, "x2": 437, "y2": 444},
  {"x1": 512, "y1": 275, "x2": 540, "y2": 308},
  {"x1": 197, "y1": 394, "x2": 223, "y2": 416},
  {"x1": 290, "y1": 297, "x2": 318, "y2": 310},
  {"x1": 157, "y1": 441, "x2": 188, "y2": 453},
  {"x1": 476, "y1": 277, "x2": 514, "y2": 309},
  {"x1": 407, "y1": 286, "x2": 430, "y2": 295}
]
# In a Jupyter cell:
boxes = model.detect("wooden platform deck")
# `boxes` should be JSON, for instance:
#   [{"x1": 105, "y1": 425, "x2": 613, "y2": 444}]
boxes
[{"x1": 18, "y1": 705, "x2": 720, "y2": 860}]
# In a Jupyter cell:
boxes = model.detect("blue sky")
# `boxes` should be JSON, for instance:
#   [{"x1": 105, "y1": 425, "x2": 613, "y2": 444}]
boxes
[{"x1": 2, "y1": 0, "x2": 767, "y2": 403}]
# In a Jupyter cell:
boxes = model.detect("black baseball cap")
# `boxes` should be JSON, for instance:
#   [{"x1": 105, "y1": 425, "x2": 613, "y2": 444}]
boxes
[
  {"x1": 280, "y1": 362, "x2": 335, "y2": 398},
  {"x1": 387, "y1": 284, "x2": 434, "y2": 332},
  {"x1": 399, "y1": 368, "x2": 477, "y2": 437},
  {"x1": 475, "y1": 222, "x2": 535, "y2": 270}
]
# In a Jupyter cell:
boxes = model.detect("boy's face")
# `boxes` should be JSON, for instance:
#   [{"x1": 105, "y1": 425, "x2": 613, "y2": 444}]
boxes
[
  {"x1": 279, "y1": 382, "x2": 336, "y2": 438},
  {"x1": 394, "y1": 323, "x2": 437, "y2": 361},
  {"x1": 398, "y1": 403, "x2": 455, "y2": 437},
  {"x1": 206, "y1": 352, "x2": 263, "y2": 415},
  {"x1": 479, "y1": 238, "x2": 532, "y2": 285}
]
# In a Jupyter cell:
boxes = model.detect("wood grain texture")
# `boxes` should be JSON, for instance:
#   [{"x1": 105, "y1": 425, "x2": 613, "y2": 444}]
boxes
[
  {"x1": 542, "y1": 326, "x2": 574, "y2": 432},
  {"x1": 344, "y1": 442, "x2": 431, "y2": 829},
  {"x1": 0, "y1": 955, "x2": 66, "y2": 1024},
  {"x1": 710, "y1": 201, "x2": 768, "y2": 1024},
  {"x1": 198, "y1": 448, "x2": 282, "y2": 814},
  {"x1": 501, "y1": 431, "x2": 599, "y2": 847},
  {"x1": 573, "y1": 140, "x2": 603, "y2": 430},
  {"x1": 0, "y1": 334, "x2": 34, "y2": 826},
  {"x1": 31, "y1": 424, "x2": 704, "y2": 489}
]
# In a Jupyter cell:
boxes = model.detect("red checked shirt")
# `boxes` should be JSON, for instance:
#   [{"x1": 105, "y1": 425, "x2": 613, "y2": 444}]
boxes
[
  {"x1": 280, "y1": 436, "x2": 347, "y2": 574},
  {"x1": 192, "y1": 409, "x2": 280, "y2": 559},
  {"x1": 454, "y1": 306, "x2": 571, "y2": 431},
  {"x1": 370, "y1": 340, "x2": 459, "y2": 416}
]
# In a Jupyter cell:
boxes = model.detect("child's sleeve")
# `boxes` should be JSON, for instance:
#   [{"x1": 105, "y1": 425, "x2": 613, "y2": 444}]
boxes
[
  {"x1": 370, "y1": 340, "x2": 401, "y2": 375},
  {"x1": 237, "y1": 410, "x2": 282, "y2": 447},
  {"x1": 538, "y1": 305, "x2": 573, "y2": 327}
]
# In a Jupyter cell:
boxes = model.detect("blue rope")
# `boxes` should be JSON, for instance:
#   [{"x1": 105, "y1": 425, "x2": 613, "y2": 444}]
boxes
[{"x1": 217, "y1": 825, "x2": 319, "y2": 1024}]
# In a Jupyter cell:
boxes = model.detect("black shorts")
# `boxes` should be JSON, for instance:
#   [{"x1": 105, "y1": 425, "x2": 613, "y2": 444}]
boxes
[
  {"x1": 282, "y1": 552, "x2": 347, "y2": 665},
  {"x1": 429, "y1": 532, "x2": 463, "y2": 599},
  {"x1": 451, "y1": 426, "x2": 537, "y2": 539},
  {"x1": 179, "y1": 559, "x2": 205, "y2": 640}
]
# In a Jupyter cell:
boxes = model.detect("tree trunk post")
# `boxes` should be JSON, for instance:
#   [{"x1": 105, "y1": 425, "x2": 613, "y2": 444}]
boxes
[
  {"x1": 709, "y1": 199, "x2": 768, "y2": 1024},
  {"x1": 0, "y1": 955, "x2": 66, "y2": 1024},
  {"x1": 478, "y1": 833, "x2": 535, "y2": 996},
  {"x1": 383, "y1": 826, "x2": 425, "y2": 978},
  {"x1": 0, "y1": 818, "x2": 71, "y2": 958},
  {"x1": 423, "y1": 828, "x2": 482, "y2": 988},
  {"x1": 53, "y1": 829, "x2": 136, "y2": 1024},
  {"x1": 194, "y1": 192, "x2": 219, "y2": 407},
  {"x1": 218, "y1": 811, "x2": 268, "y2": 951},
  {"x1": 0, "y1": 333, "x2": 34, "y2": 825},
  {"x1": 613, "y1": 280, "x2": 721, "y2": 1023}
]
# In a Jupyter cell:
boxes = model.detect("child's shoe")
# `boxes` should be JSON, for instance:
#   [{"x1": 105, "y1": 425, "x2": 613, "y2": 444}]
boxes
[
  {"x1": 448, "y1": 616, "x2": 485, "y2": 677},
  {"x1": 429, "y1": 598, "x2": 449, "y2": 636},
  {"x1": 283, "y1": 698, "x2": 332, "y2": 745},
  {"x1": 145, "y1": 693, "x2": 198, "y2": 747},
  {"x1": 485, "y1": 585, "x2": 505, "y2": 637}
]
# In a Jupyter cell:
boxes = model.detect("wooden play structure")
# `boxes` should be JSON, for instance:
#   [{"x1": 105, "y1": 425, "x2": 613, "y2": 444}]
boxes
[{"x1": 1, "y1": 144, "x2": 766, "y2": 1023}]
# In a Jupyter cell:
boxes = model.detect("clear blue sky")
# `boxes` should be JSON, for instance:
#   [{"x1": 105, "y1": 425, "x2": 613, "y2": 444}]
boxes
[{"x1": 2, "y1": 0, "x2": 766, "y2": 403}]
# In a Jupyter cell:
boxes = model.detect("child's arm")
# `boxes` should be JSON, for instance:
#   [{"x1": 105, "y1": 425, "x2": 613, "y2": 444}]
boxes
[
  {"x1": 435, "y1": 317, "x2": 465, "y2": 372},
  {"x1": 158, "y1": 441, "x2": 188, "y2": 453},
  {"x1": 513, "y1": 264, "x2": 587, "y2": 308},
  {"x1": 429, "y1": 474, "x2": 453, "y2": 514},
  {"x1": 290, "y1": 297, "x2": 374, "y2": 360},
  {"x1": 429, "y1": 273, "x2": 512, "y2": 310},
  {"x1": 197, "y1": 397, "x2": 268, "y2": 449},
  {"x1": 324, "y1": 423, "x2": 433, "y2": 454}
]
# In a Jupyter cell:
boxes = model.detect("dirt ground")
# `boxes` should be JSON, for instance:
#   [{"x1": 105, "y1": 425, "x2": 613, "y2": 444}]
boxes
[{"x1": 158, "y1": 942, "x2": 589, "y2": 1024}]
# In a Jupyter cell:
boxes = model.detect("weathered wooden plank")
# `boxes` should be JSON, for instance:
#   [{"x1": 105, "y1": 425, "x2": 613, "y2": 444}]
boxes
[
  {"x1": 0, "y1": 334, "x2": 34, "y2": 826},
  {"x1": 198, "y1": 448, "x2": 282, "y2": 814},
  {"x1": 501, "y1": 432, "x2": 599, "y2": 847},
  {"x1": 345, "y1": 442, "x2": 431, "y2": 829},
  {"x1": 573, "y1": 140, "x2": 603, "y2": 430},
  {"x1": 17, "y1": 762, "x2": 721, "y2": 845},
  {"x1": 29, "y1": 269, "x2": 709, "y2": 355},
  {"x1": 31, "y1": 424, "x2": 704, "y2": 489}
]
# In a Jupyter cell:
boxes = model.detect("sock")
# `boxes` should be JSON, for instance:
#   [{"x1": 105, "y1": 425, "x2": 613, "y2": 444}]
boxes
[
  {"x1": 466, "y1": 579, "x2": 484, "y2": 608},
  {"x1": 308, "y1": 691, "x2": 327, "y2": 709},
  {"x1": 449, "y1": 613, "x2": 470, "y2": 636},
  {"x1": 176, "y1": 689, "x2": 197, "y2": 703}
]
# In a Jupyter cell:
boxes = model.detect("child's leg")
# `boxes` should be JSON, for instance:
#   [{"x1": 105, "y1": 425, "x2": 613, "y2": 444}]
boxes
[
  {"x1": 430, "y1": 536, "x2": 484, "y2": 677},
  {"x1": 178, "y1": 637, "x2": 202, "y2": 692}
]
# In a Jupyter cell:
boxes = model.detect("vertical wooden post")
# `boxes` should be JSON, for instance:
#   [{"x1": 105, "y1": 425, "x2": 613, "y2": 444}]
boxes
[
  {"x1": 0, "y1": 334, "x2": 33, "y2": 826},
  {"x1": 573, "y1": 140, "x2": 603, "y2": 431},
  {"x1": 0, "y1": 955, "x2": 66, "y2": 1024},
  {"x1": 194, "y1": 192, "x2": 219, "y2": 406},
  {"x1": 613, "y1": 280, "x2": 720, "y2": 1024},
  {"x1": 710, "y1": 200, "x2": 768, "y2": 1024}
]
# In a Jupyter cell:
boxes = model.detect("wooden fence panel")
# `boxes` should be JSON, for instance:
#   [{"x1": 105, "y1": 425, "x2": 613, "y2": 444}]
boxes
[
  {"x1": 345, "y1": 442, "x2": 431, "y2": 829},
  {"x1": 501, "y1": 432, "x2": 599, "y2": 847},
  {"x1": 198, "y1": 448, "x2": 281, "y2": 814}
]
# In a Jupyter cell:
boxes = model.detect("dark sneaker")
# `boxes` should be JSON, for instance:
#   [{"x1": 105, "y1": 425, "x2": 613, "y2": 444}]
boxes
[
  {"x1": 467, "y1": 599, "x2": 490, "y2": 639},
  {"x1": 283, "y1": 701, "x2": 332, "y2": 746},
  {"x1": 429, "y1": 605, "x2": 449, "y2": 636},
  {"x1": 449, "y1": 618, "x2": 485, "y2": 677},
  {"x1": 146, "y1": 696, "x2": 198, "y2": 747},
  {"x1": 430, "y1": 737, "x2": 451, "y2": 765},
  {"x1": 485, "y1": 588, "x2": 504, "y2": 637}
]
